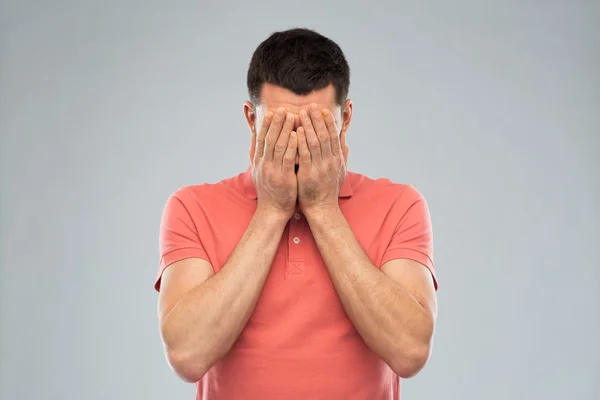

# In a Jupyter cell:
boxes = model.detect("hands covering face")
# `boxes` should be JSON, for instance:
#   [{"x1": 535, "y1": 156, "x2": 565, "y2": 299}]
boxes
[
  {"x1": 295, "y1": 103, "x2": 346, "y2": 213},
  {"x1": 252, "y1": 103, "x2": 346, "y2": 219}
]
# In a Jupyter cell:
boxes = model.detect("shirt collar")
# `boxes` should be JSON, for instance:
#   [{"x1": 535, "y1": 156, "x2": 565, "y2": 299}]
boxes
[{"x1": 242, "y1": 165, "x2": 353, "y2": 199}]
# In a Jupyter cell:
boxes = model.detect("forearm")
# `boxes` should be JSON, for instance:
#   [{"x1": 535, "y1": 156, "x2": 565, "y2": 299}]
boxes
[
  {"x1": 305, "y1": 207, "x2": 434, "y2": 377},
  {"x1": 161, "y1": 208, "x2": 287, "y2": 378}
]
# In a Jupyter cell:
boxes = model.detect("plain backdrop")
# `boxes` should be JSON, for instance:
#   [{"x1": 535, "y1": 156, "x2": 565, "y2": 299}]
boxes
[{"x1": 1, "y1": 1, "x2": 598, "y2": 399}]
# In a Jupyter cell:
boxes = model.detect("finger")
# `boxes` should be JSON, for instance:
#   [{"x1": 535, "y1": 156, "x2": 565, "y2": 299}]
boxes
[
  {"x1": 308, "y1": 103, "x2": 331, "y2": 157},
  {"x1": 249, "y1": 134, "x2": 256, "y2": 161},
  {"x1": 274, "y1": 113, "x2": 295, "y2": 164},
  {"x1": 282, "y1": 130, "x2": 297, "y2": 171},
  {"x1": 297, "y1": 126, "x2": 311, "y2": 168},
  {"x1": 299, "y1": 108, "x2": 321, "y2": 160},
  {"x1": 322, "y1": 109, "x2": 341, "y2": 158},
  {"x1": 253, "y1": 111, "x2": 273, "y2": 164},
  {"x1": 264, "y1": 107, "x2": 286, "y2": 161}
]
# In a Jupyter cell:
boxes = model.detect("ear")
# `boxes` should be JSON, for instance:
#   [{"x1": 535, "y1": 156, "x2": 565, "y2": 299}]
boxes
[
  {"x1": 243, "y1": 101, "x2": 257, "y2": 163},
  {"x1": 243, "y1": 101, "x2": 257, "y2": 135},
  {"x1": 340, "y1": 99, "x2": 352, "y2": 161}
]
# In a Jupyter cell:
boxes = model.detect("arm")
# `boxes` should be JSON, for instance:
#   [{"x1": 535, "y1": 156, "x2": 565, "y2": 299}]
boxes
[
  {"x1": 158, "y1": 209, "x2": 288, "y2": 383},
  {"x1": 295, "y1": 104, "x2": 437, "y2": 378},
  {"x1": 157, "y1": 107, "x2": 299, "y2": 383},
  {"x1": 304, "y1": 206, "x2": 437, "y2": 378}
]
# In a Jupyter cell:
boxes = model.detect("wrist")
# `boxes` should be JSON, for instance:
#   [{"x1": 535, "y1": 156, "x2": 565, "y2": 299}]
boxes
[
  {"x1": 302, "y1": 203, "x2": 342, "y2": 223},
  {"x1": 254, "y1": 205, "x2": 292, "y2": 228}
]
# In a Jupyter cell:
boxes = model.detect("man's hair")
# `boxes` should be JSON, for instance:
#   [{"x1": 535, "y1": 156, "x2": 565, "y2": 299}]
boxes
[{"x1": 247, "y1": 28, "x2": 350, "y2": 107}]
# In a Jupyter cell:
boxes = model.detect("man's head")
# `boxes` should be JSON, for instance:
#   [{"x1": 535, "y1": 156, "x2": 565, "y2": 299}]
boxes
[{"x1": 244, "y1": 28, "x2": 353, "y2": 165}]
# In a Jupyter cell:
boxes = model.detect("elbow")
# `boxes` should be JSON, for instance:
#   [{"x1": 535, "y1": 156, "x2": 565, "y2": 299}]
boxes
[
  {"x1": 389, "y1": 343, "x2": 432, "y2": 379},
  {"x1": 160, "y1": 320, "x2": 214, "y2": 383},
  {"x1": 165, "y1": 348, "x2": 209, "y2": 383}
]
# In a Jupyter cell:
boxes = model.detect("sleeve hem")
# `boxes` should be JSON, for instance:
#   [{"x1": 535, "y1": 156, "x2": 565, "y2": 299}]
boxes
[
  {"x1": 380, "y1": 248, "x2": 438, "y2": 290},
  {"x1": 154, "y1": 248, "x2": 211, "y2": 292}
]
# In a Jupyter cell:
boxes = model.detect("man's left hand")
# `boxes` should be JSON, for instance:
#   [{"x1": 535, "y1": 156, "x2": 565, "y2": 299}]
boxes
[{"x1": 296, "y1": 103, "x2": 346, "y2": 215}]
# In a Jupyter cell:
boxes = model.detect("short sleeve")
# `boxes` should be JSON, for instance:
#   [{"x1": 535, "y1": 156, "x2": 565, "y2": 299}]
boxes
[
  {"x1": 154, "y1": 189, "x2": 210, "y2": 292},
  {"x1": 380, "y1": 186, "x2": 438, "y2": 290}
]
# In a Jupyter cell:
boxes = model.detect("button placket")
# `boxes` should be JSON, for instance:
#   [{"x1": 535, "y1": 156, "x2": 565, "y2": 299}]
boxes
[{"x1": 287, "y1": 212, "x2": 305, "y2": 278}]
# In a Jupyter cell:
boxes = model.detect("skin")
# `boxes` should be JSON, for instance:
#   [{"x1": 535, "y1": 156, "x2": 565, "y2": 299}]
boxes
[
  {"x1": 157, "y1": 101, "x2": 297, "y2": 383},
  {"x1": 244, "y1": 84, "x2": 351, "y2": 180},
  {"x1": 157, "y1": 83, "x2": 437, "y2": 383}
]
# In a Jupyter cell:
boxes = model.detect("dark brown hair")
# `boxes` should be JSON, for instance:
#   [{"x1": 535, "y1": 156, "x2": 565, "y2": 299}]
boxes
[{"x1": 247, "y1": 28, "x2": 350, "y2": 107}]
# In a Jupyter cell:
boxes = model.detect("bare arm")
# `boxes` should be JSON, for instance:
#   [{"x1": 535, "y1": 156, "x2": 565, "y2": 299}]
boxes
[
  {"x1": 294, "y1": 104, "x2": 437, "y2": 378},
  {"x1": 157, "y1": 107, "x2": 299, "y2": 383},
  {"x1": 305, "y1": 208, "x2": 437, "y2": 378},
  {"x1": 158, "y1": 210, "x2": 288, "y2": 383}
]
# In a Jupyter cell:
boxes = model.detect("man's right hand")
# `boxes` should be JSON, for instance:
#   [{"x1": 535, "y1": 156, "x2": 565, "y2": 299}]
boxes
[
  {"x1": 252, "y1": 107, "x2": 298, "y2": 221},
  {"x1": 160, "y1": 110, "x2": 299, "y2": 381}
]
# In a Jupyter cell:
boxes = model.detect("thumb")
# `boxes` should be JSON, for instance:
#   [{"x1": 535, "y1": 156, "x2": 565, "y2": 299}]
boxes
[{"x1": 249, "y1": 133, "x2": 257, "y2": 164}]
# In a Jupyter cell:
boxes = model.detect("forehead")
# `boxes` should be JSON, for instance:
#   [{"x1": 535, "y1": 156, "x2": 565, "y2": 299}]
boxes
[{"x1": 258, "y1": 83, "x2": 338, "y2": 114}]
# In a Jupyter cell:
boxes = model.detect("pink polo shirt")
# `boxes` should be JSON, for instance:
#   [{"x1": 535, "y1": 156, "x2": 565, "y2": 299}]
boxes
[{"x1": 155, "y1": 167, "x2": 437, "y2": 400}]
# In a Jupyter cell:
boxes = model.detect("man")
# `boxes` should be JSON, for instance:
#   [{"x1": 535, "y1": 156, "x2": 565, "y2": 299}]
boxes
[{"x1": 154, "y1": 28, "x2": 438, "y2": 400}]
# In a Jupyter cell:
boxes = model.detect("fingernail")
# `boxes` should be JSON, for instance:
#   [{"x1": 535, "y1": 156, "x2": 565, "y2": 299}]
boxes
[
  {"x1": 277, "y1": 108, "x2": 285, "y2": 116},
  {"x1": 299, "y1": 109, "x2": 308, "y2": 118},
  {"x1": 310, "y1": 104, "x2": 319, "y2": 112}
]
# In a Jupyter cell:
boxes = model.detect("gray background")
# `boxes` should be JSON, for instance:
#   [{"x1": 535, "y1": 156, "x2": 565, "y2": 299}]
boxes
[{"x1": 1, "y1": 1, "x2": 598, "y2": 399}]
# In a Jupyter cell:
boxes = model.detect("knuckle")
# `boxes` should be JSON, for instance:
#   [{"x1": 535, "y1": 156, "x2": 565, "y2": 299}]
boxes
[
  {"x1": 308, "y1": 139, "x2": 320, "y2": 149},
  {"x1": 274, "y1": 142, "x2": 287, "y2": 152},
  {"x1": 262, "y1": 158, "x2": 274, "y2": 167}
]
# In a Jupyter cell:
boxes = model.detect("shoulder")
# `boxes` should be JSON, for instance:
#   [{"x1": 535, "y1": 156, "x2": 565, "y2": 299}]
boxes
[
  {"x1": 347, "y1": 170, "x2": 426, "y2": 205},
  {"x1": 164, "y1": 172, "x2": 244, "y2": 208}
]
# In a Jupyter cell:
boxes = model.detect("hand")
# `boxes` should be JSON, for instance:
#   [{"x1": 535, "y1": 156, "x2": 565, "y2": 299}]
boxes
[
  {"x1": 252, "y1": 107, "x2": 298, "y2": 221},
  {"x1": 296, "y1": 103, "x2": 346, "y2": 214}
]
